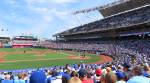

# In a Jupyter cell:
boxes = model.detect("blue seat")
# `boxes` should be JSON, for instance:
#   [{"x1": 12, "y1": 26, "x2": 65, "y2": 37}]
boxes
[
  {"x1": 2, "y1": 80, "x2": 13, "y2": 83},
  {"x1": 2, "y1": 80, "x2": 27, "y2": 83}
]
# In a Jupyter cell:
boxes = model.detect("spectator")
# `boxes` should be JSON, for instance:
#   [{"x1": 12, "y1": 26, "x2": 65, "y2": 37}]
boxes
[
  {"x1": 142, "y1": 65, "x2": 150, "y2": 78},
  {"x1": 47, "y1": 70, "x2": 62, "y2": 83},
  {"x1": 71, "y1": 71, "x2": 79, "y2": 77},
  {"x1": 93, "y1": 68, "x2": 102, "y2": 83},
  {"x1": 127, "y1": 66, "x2": 150, "y2": 83},
  {"x1": 123, "y1": 63, "x2": 131, "y2": 81},
  {"x1": 68, "y1": 77, "x2": 82, "y2": 83},
  {"x1": 116, "y1": 71, "x2": 126, "y2": 83},
  {"x1": 30, "y1": 70, "x2": 46, "y2": 83},
  {"x1": 104, "y1": 72, "x2": 117, "y2": 83},
  {"x1": 106, "y1": 67, "x2": 112, "y2": 73},
  {"x1": 78, "y1": 69, "x2": 94, "y2": 83}
]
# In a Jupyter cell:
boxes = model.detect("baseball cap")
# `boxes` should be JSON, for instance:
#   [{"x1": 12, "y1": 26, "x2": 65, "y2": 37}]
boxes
[
  {"x1": 123, "y1": 63, "x2": 130, "y2": 68},
  {"x1": 30, "y1": 70, "x2": 46, "y2": 83},
  {"x1": 116, "y1": 71, "x2": 125, "y2": 79},
  {"x1": 95, "y1": 69, "x2": 102, "y2": 76},
  {"x1": 78, "y1": 69, "x2": 87, "y2": 77}
]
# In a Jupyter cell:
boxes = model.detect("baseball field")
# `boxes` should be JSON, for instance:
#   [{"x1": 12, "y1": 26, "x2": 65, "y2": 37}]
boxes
[{"x1": 0, "y1": 48, "x2": 112, "y2": 70}]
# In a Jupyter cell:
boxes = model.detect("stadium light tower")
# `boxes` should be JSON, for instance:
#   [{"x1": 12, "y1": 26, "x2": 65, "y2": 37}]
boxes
[
  {"x1": 72, "y1": 7, "x2": 100, "y2": 15},
  {"x1": 0, "y1": 25, "x2": 8, "y2": 36},
  {"x1": 72, "y1": 7, "x2": 101, "y2": 26}
]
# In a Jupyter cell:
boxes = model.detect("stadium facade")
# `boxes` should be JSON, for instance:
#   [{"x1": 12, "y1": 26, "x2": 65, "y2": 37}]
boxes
[{"x1": 11, "y1": 36, "x2": 38, "y2": 48}]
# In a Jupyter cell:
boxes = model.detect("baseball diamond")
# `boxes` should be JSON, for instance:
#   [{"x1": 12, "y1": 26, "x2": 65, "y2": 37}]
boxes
[{"x1": 0, "y1": 48, "x2": 112, "y2": 70}]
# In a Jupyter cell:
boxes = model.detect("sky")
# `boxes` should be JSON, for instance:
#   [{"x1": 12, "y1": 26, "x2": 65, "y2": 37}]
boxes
[{"x1": 0, "y1": 0, "x2": 118, "y2": 39}]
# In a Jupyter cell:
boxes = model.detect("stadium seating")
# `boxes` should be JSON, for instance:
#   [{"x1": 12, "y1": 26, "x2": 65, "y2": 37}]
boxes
[{"x1": 58, "y1": 5, "x2": 150, "y2": 35}]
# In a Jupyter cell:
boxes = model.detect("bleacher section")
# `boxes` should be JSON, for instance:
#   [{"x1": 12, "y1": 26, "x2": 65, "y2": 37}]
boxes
[{"x1": 99, "y1": 0, "x2": 150, "y2": 17}]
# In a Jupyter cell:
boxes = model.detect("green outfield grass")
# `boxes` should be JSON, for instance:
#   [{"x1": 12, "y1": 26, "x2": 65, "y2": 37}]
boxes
[
  {"x1": 0, "y1": 48, "x2": 101, "y2": 70},
  {"x1": 5, "y1": 54, "x2": 36, "y2": 60}
]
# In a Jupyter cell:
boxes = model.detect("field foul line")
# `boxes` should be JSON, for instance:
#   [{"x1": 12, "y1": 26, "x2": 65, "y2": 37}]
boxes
[{"x1": 2, "y1": 58, "x2": 69, "y2": 63}]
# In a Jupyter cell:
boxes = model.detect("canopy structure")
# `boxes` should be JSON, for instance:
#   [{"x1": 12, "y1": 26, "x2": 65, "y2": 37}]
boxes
[{"x1": 73, "y1": 0, "x2": 150, "y2": 17}]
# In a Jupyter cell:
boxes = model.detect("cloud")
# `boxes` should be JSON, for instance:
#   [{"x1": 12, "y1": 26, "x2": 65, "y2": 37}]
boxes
[
  {"x1": 25, "y1": 0, "x2": 79, "y2": 5},
  {"x1": 29, "y1": 6, "x2": 49, "y2": 14},
  {"x1": 25, "y1": 0, "x2": 47, "y2": 5},
  {"x1": 50, "y1": 0, "x2": 79, "y2": 4},
  {"x1": 24, "y1": 0, "x2": 77, "y2": 34},
  {"x1": 9, "y1": 0, "x2": 16, "y2": 5}
]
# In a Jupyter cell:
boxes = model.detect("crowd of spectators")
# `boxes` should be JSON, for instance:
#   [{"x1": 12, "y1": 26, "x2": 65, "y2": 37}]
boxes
[
  {"x1": 0, "y1": 61, "x2": 150, "y2": 83},
  {"x1": 40, "y1": 39, "x2": 150, "y2": 65},
  {"x1": 0, "y1": 39, "x2": 150, "y2": 83}
]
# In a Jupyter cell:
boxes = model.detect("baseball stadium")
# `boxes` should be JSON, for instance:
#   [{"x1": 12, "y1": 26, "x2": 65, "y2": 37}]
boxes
[{"x1": 0, "y1": 0, "x2": 150, "y2": 83}]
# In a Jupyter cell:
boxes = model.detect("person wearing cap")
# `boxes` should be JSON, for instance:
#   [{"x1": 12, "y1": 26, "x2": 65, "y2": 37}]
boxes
[
  {"x1": 116, "y1": 71, "x2": 126, "y2": 83},
  {"x1": 47, "y1": 70, "x2": 62, "y2": 83},
  {"x1": 93, "y1": 69, "x2": 102, "y2": 83},
  {"x1": 30, "y1": 70, "x2": 46, "y2": 83},
  {"x1": 127, "y1": 66, "x2": 150, "y2": 83},
  {"x1": 62, "y1": 70, "x2": 71, "y2": 83},
  {"x1": 78, "y1": 69, "x2": 94, "y2": 83},
  {"x1": 123, "y1": 63, "x2": 131, "y2": 81}
]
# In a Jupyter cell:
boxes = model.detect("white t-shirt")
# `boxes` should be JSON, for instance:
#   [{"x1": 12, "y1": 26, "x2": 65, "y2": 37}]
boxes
[
  {"x1": 116, "y1": 80, "x2": 126, "y2": 83},
  {"x1": 50, "y1": 78, "x2": 62, "y2": 83}
]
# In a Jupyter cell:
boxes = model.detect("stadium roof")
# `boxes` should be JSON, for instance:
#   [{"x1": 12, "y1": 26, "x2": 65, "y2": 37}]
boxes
[
  {"x1": 73, "y1": 0, "x2": 150, "y2": 17},
  {"x1": 12, "y1": 36, "x2": 37, "y2": 40},
  {"x1": 100, "y1": 0, "x2": 150, "y2": 17}
]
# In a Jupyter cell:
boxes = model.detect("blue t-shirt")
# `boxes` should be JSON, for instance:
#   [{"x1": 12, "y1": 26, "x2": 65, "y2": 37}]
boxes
[{"x1": 127, "y1": 76, "x2": 150, "y2": 83}]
